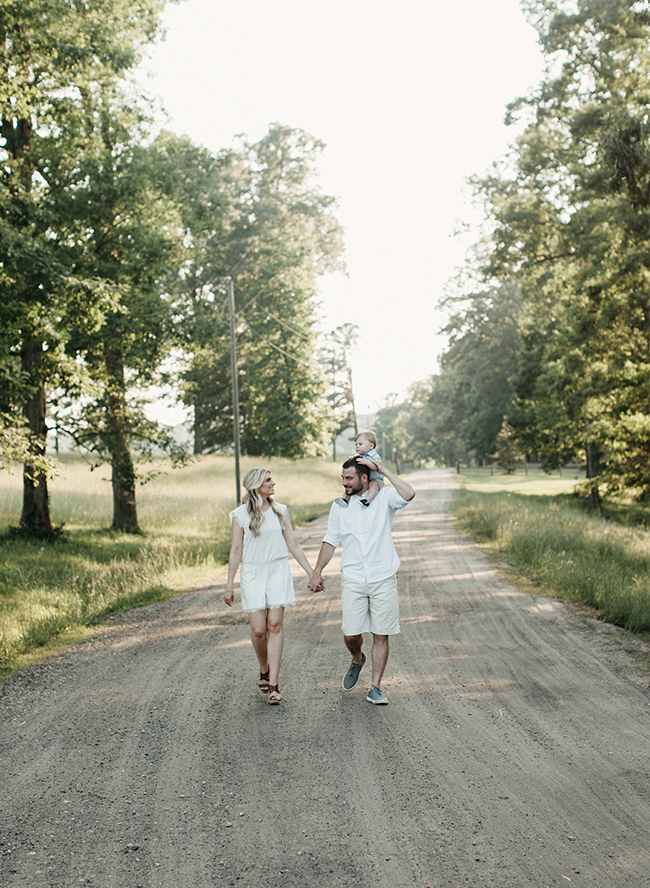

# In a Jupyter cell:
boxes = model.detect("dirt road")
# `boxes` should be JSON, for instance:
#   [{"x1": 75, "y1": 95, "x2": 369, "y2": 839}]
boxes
[{"x1": 1, "y1": 468, "x2": 649, "y2": 888}]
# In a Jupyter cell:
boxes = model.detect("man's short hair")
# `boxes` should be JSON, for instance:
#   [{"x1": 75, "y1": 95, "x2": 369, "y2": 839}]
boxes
[
  {"x1": 342, "y1": 455, "x2": 370, "y2": 481},
  {"x1": 355, "y1": 430, "x2": 377, "y2": 447}
]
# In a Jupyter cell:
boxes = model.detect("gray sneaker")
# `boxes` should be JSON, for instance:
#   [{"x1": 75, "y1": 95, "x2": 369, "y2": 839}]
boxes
[
  {"x1": 342, "y1": 653, "x2": 366, "y2": 690},
  {"x1": 366, "y1": 685, "x2": 389, "y2": 705},
  {"x1": 335, "y1": 496, "x2": 349, "y2": 508}
]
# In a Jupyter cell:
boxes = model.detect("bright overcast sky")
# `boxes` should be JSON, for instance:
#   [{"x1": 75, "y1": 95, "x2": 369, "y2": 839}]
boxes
[{"x1": 138, "y1": 0, "x2": 545, "y2": 417}]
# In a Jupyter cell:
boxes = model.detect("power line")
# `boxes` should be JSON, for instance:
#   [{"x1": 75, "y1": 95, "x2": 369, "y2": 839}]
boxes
[
  {"x1": 245, "y1": 324, "x2": 312, "y2": 367},
  {"x1": 262, "y1": 308, "x2": 312, "y2": 342}
]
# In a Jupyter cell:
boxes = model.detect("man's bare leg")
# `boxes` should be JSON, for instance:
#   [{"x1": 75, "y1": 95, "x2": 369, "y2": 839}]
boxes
[
  {"x1": 370, "y1": 633, "x2": 389, "y2": 688},
  {"x1": 344, "y1": 633, "x2": 364, "y2": 664}
]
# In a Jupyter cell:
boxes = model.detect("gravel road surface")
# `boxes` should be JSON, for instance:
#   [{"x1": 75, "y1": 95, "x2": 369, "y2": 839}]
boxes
[{"x1": 1, "y1": 467, "x2": 649, "y2": 888}]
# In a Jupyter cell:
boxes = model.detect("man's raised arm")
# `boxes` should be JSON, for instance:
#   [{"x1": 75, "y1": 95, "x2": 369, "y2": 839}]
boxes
[{"x1": 360, "y1": 456, "x2": 415, "y2": 501}]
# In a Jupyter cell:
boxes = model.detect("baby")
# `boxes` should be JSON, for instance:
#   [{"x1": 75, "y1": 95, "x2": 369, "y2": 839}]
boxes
[{"x1": 336, "y1": 430, "x2": 385, "y2": 508}]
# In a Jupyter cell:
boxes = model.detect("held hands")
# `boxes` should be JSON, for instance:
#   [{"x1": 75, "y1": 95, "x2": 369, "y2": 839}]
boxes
[
  {"x1": 223, "y1": 585, "x2": 234, "y2": 607},
  {"x1": 307, "y1": 572, "x2": 324, "y2": 593}
]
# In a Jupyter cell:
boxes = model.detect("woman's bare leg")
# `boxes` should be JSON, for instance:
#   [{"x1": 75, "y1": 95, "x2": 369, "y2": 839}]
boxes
[
  {"x1": 266, "y1": 607, "x2": 285, "y2": 686},
  {"x1": 248, "y1": 610, "x2": 269, "y2": 674}
]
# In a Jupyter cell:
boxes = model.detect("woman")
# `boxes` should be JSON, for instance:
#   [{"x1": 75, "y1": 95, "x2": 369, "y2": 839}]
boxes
[{"x1": 223, "y1": 468, "x2": 313, "y2": 704}]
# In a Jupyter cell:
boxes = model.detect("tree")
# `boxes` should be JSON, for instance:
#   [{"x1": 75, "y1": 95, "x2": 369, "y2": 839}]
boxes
[
  {"x1": 474, "y1": 0, "x2": 650, "y2": 500},
  {"x1": 0, "y1": 0, "x2": 168, "y2": 533},
  {"x1": 435, "y1": 282, "x2": 521, "y2": 463},
  {"x1": 494, "y1": 422, "x2": 524, "y2": 473},
  {"x1": 375, "y1": 282, "x2": 522, "y2": 470},
  {"x1": 320, "y1": 323, "x2": 359, "y2": 459},
  {"x1": 374, "y1": 381, "x2": 441, "y2": 467},
  {"x1": 54, "y1": 99, "x2": 186, "y2": 532},
  {"x1": 174, "y1": 124, "x2": 346, "y2": 458},
  {"x1": 424, "y1": 374, "x2": 469, "y2": 466},
  {"x1": 149, "y1": 131, "x2": 234, "y2": 455}
]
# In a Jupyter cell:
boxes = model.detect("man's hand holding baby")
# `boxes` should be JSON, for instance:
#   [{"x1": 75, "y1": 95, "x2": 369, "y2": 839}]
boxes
[{"x1": 356, "y1": 455, "x2": 385, "y2": 474}]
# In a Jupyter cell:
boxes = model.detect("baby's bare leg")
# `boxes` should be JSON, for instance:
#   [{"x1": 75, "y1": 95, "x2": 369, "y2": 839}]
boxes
[{"x1": 366, "y1": 480, "x2": 380, "y2": 502}]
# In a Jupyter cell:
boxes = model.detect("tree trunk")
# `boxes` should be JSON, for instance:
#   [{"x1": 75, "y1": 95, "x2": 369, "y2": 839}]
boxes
[
  {"x1": 110, "y1": 444, "x2": 139, "y2": 533},
  {"x1": 348, "y1": 368, "x2": 358, "y2": 437},
  {"x1": 585, "y1": 440, "x2": 601, "y2": 508},
  {"x1": 105, "y1": 349, "x2": 140, "y2": 533},
  {"x1": 19, "y1": 340, "x2": 53, "y2": 535},
  {"x1": 193, "y1": 405, "x2": 203, "y2": 455},
  {"x1": 12, "y1": 115, "x2": 52, "y2": 535}
]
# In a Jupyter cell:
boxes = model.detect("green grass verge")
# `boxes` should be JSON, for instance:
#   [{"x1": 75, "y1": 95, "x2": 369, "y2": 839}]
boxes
[
  {"x1": 0, "y1": 454, "x2": 349, "y2": 679},
  {"x1": 453, "y1": 468, "x2": 650, "y2": 636}
]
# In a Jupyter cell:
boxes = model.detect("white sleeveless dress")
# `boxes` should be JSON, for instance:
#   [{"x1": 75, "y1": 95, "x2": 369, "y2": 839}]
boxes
[{"x1": 229, "y1": 502, "x2": 296, "y2": 612}]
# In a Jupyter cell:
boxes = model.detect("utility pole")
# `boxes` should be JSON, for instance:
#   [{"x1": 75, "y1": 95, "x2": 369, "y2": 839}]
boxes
[
  {"x1": 227, "y1": 278, "x2": 241, "y2": 505},
  {"x1": 332, "y1": 358, "x2": 337, "y2": 462}
]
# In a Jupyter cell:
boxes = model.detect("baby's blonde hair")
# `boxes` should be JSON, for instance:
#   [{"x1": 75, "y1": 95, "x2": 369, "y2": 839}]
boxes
[
  {"x1": 242, "y1": 468, "x2": 283, "y2": 537},
  {"x1": 355, "y1": 430, "x2": 377, "y2": 447}
]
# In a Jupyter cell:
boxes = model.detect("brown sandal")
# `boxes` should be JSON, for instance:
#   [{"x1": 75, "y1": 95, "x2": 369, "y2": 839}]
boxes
[
  {"x1": 268, "y1": 685, "x2": 282, "y2": 704},
  {"x1": 258, "y1": 669, "x2": 270, "y2": 693}
]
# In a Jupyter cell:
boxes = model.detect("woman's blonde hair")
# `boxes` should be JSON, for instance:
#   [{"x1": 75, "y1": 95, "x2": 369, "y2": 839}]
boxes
[{"x1": 242, "y1": 467, "x2": 283, "y2": 537}]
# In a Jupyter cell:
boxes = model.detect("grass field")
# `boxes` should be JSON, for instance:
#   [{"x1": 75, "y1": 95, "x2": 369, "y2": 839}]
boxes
[
  {"x1": 0, "y1": 454, "x2": 346, "y2": 678},
  {"x1": 454, "y1": 467, "x2": 650, "y2": 637}
]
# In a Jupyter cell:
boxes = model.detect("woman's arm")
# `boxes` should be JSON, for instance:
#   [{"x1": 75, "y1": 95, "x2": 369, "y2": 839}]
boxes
[
  {"x1": 282, "y1": 510, "x2": 313, "y2": 577},
  {"x1": 308, "y1": 541, "x2": 336, "y2": 592},
  {"x1": 224, "y1": 519, "x2": 244, "y2": 606}
]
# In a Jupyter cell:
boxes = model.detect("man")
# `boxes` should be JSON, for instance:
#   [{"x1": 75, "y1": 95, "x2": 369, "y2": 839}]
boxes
[{"x1": 308, "y1": 455, "x2": 415, "y2": 705}]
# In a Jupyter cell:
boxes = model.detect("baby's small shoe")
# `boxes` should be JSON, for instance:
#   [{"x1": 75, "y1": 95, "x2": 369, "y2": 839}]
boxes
[
  {"x1": 335, "y1": 496, "x2": 349, "y2": 507},
  {"x1": 360, "y1": 498, "x2": 370, "y2": 507}
]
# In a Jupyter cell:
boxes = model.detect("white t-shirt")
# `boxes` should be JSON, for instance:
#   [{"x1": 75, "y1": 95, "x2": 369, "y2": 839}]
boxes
[
  {"x1": 230, "y1": 502, "x2": 289, "y2": 564},
  {"x1": 322, "y1": 486, "x2": 410, "y2": 583}
]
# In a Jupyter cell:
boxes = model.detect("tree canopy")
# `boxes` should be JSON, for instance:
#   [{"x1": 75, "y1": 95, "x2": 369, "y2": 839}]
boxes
[
  {"x1": 1, "y1": 3, "x2": 345, "y2": 533},
  {"x1": 173, "y1": 124, "x2": 345, "y2": 459},
  {"x1": 379, "y1": 0, "x2": 650, "y2": 501},
  {"x1": 1, "y1": 0, "x2": 170, "y2": 532}
]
